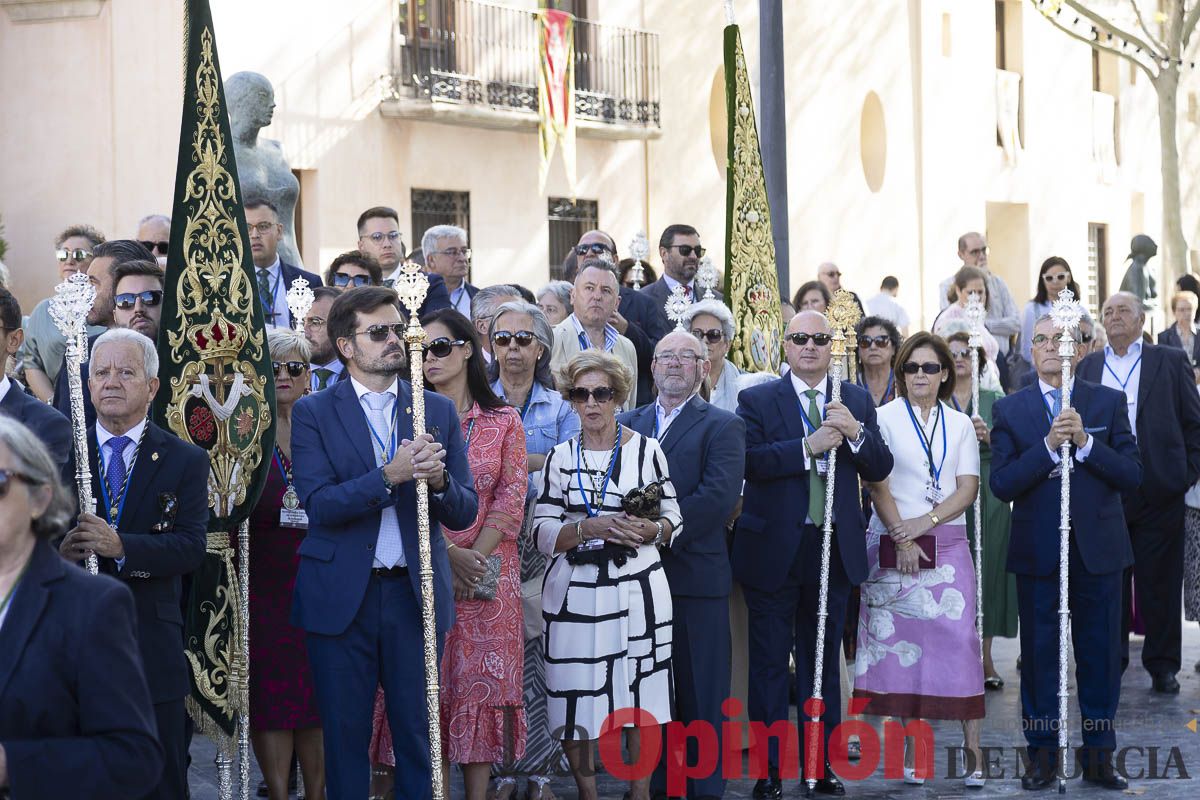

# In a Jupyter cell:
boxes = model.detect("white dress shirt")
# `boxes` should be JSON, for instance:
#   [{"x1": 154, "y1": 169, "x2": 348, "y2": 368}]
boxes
[
  {"x1": 653, "y1": 394, "x2": 697, "y2": 440},
  {"x1": 0, "y1": 375, "x2": 11, "y2": 404},
  {"x1": 350, "y1": 376, "x2": 407, "y2": 569},
  {"x1": 664, "y1": 273, "x2": 697, "y2": 300},
  {"x1": 256, "y1": 256, "x2": 290, "y2": 329},
  {"x1": 1098, "y1": 341, "x2": 1142, "y2": 438},
  {"x1": 1037, "y1": 379, "x2": 1093, "y2": 463},
  {"x1": 789, "y1": 372, "x2": 865, "y2": 470},
  {"x1": 97, "y1": 417, "x2": 147, "y2": 574}
]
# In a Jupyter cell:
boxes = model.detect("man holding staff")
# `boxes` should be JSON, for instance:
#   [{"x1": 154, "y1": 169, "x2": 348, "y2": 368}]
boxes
[
  {"x1": 734, "y1": 310, "x2": 892, "y2": 798},
  {"x1": 990, "y1": 315, "x2": 1141, "y2": 791}
]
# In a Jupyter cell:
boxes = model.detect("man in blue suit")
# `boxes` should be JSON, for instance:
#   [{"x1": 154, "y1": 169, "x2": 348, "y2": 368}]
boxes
[
  {"x1": 734, "y1": 311, "x2": 893, "y2": 798},
  {"x1": 0, "y1": 289, "x2": 71, "y2": 467},
  {"x1": 290, "y1": 286, "x2": 478, "y2": 799},
  {"x1": 59, "y1": 328, "x2": 210, "y2": 800},
  {"x1": 991, "y1": 314, "x2": 1142, "y2": 791},
  {"x1": 619, "y1": 330, "x2": 746, "y2": 800},
  {"x1": 246, "y1": 197, "x2": 322, "y2": 329},
  {"x1": 1076, "y1": 292, "x2": 1200, "y2": 694}
]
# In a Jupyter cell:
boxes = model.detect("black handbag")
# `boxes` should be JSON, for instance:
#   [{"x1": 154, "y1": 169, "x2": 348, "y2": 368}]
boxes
[{"x1": 564, "y1": 481, "x2": 665, "y2": 566}]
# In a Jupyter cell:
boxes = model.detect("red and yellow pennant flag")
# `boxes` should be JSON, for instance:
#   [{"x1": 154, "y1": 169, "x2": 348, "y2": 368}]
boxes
[{"x1": 537, "y1": 9, "x2": 577, "y2": 199}]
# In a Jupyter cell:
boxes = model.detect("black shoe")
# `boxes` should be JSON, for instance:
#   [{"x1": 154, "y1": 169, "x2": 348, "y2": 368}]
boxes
[
  {"x1": 1152, "y1": 672, "x2": 1181, "y2": 694},
  {"x1": 1021, "y1": 773, "x2": 1055, "y2": 791},
  {"x1": 753, "y1": 770, "x2": 783, "y2": 800},
  {"x1": 814, "y1": 774, "x2": 846, "y2": 796},
  {"x1": 256, "y1": 780, "x2": 268, "y2": 798},
  {"x1": 1083, "y1": 763, "x2": 1129, "y2": 791}
]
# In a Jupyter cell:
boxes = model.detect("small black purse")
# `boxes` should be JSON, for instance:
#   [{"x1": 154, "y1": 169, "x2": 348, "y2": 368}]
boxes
[{"x1": 564, "y1": 481, "x2": 665, "y2": 567}]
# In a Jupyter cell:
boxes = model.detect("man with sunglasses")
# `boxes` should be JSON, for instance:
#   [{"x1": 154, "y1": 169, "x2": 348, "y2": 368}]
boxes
[
  {"x1": 111, "y1": 261, "x2": 165, "y2": 341},
  {"x1": 422, "y1": 224, "x2": 477, "y2": 318},
  {"x1": 135, "y1": 213, "x2": 171, "y2": 264},
  {"x1": 0, "y1": 288, "x2": 72, "y2": 467},
  {"x1": 642, "y1": 224, "x2": 724, "y2": 333},
  {"x1": 305, "y1": 286, "x2": 347, "y2": 391},
  {"x1": 357, "y1": 206, "x2": 452, "y2": 316},
  {"x1": 248, "y1": 198, "x2": 321, "y2": 328},
  {"x1": 816, "y1": 262, "x2": 865, "y2": 318},
  {"x1": 733, "y1": 310, "x2": 893, "y2": 798},
  {"x1": 289, "y1": 286, "x2": 477, "y2": 800},
  {"x1": 18, "y1": 223, "x2": 107, "y2": 402},
  {"x1": 618, "y1": 331, "x2": 746, "y2": 800}
]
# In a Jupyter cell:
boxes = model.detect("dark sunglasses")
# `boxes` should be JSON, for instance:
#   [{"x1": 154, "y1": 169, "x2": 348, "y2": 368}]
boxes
[
  {"x1": 575, "y1": 242, "x2": 615, "y2": 256},
  {"x1": 351, "y1": 323, "x2": 406, "y2": 343},
  {"x1": 567, "y1": 386, "x2": 616, "y2": 404},
  {"x1": 273, "y1": 361, "x2": 307, "y2": 378},
  {"x1": 139, "y1": 240, "x2": 170, "y2": 256},
  {"x1": 691, "y1": 328, "x2": 724, "y2": 344},
  {"x1": 333, "y1": 272, "x2": 371, "y2": 287},
  {"x1": 56, "y1": 248, "x2": 91, "y2": 262},
  {"x1": 114, "y1": 290, "x2": 164, "y2": 310},
  {"x1": 1080, "y1": 332, "x2": 1094, "y2": 343},
  {"x1": 858, "y1": 335, "x2": 891, "y2": 349},
  {"x1": 667, "y1": 244, "x2": 706, "y2": 258},
  {"x1": 902, "y1": 361, "x2": 943, "y2": 375},
  {"x1": 785, "y1": 332, "x2": 832, "y2": 347},
  {"x1": 949, "y1": 347, "x2": 971, "y2": 359},
  {"x1": 0, "y1": 469, "x2": 37, "y2": 499},
  {"x1": 492, "y1": 330, "x2": 536, "y2": 348},
  {"x1": 423, "y1": 337, "x2": 466, "y2": 358}
]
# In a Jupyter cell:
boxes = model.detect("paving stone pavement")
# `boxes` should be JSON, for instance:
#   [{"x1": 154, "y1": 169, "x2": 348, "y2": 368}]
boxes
[{"x1": 189, "y1": 628, "x2": 1200, "y2": 799}]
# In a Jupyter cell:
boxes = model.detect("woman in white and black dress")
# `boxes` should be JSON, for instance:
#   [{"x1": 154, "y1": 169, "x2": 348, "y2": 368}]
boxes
[{"x1": 532, "y1": 350, "x2": 682, "y2": 800}]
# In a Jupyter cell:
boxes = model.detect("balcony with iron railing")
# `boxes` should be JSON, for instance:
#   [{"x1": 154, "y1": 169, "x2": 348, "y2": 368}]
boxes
[{"x1": 382, "y1": 0, "x2": 661, "y2": 139}]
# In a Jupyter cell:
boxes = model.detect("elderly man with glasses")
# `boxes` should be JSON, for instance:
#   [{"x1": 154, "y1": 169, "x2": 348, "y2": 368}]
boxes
[{"x1": 422, "y1": 224, "x2": 477, "y2": 318}]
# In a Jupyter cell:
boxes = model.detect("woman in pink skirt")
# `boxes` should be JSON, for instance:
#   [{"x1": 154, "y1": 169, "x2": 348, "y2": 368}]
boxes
[{"x1": 854, "y1": 332, "x2": 986, "y2": 788}]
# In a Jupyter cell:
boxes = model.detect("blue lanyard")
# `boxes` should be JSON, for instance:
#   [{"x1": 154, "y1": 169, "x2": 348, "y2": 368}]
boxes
[
  {"x1": 1103, "y1": 354, "x2": 1142, "y2": 392},
  {"x1": 858, "y1": 370, "x2": 894, "y2": 405},
  {"x1": 97, "y1": 446, "x2": 136, "y2": 527},
  {"x1": 574, "y1": 431, "x2": 620, "y2": 517},
  {"x1": 259, "y1": 269, "x2": 281, "y2": 321},
  {"x1": 364, "y1": 397, "x2": 399, "y2": 461},
  {"x1": 950, "y1": 395, "x2": 975, "y2": 416},
  {"x1": 273, "y1": 448, "x2": 291, "y2": 484},
  {"x1": 903, "y1": 398, "x2": 947, "y2": 483},
  {"x1": 464, "y1": 418, "x2": 476, "y2": 448}
]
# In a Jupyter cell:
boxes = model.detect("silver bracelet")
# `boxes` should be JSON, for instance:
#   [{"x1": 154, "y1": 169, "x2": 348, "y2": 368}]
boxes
[{"x1": 652, "y1": 519, "x2": 665, "y2": 547}]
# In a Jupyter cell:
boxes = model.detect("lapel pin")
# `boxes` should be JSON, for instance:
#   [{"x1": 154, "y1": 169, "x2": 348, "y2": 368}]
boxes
[
  {"x1": 151, "y1": 452, "x2": 159, "y2": 461},
  {"x1": 406, "y1": 407, "x2": 412, "y2": 415}
]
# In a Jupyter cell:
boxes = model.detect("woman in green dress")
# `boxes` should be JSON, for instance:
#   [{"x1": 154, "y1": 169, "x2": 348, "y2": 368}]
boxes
[{"x1": 945, "y1": 328, "x2": 1018, "y2": 689}]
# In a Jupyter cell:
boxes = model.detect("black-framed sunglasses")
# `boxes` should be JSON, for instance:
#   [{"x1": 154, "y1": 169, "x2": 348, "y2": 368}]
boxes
[
  {"x1": 858, "y1": 335, "x2": 891, "y2": 349},
  {"x1": 567, "y1": 386, "x2": 616, "y2": 404},
  {"x1": 691, "y1": 328, "x2": 724, "y2": 344},
  {"x1": 1080, "y1": 332, "x2": 1095, "y2": 344},
  {"x1": 902, "y1": 361, "x2": 943, "y2": 375},
  {"x1": 351, "y1": 323, "x2": 406, "y2": 343},
  {"x1": 667, "y1": 244, "x2": 705, "y2": 258},
  {"x1": 114, "y1": 290, "x2": 164, "y2": 310},
  {"x1": 423, "y1": 337, "x2": 466, "y2": 358},
  {"x1": 273, "y1": 361, "x2": 307, "y2": 378},
  {"x1": 139, "y1": 240, "x2": 169, "y2": 256},
  {"x1": 332, "y1": 272, "x2": 371, "y2": 288},
  {"x1": 785, "y1": 332, "x2": 832, "y2": 347},
  {"x1": 575, "y1": 242, "x2": 615, "y2": 256},
  {"x1": 492, "y1": 330, "x2": 536, "y2": 348},
  {"x1": 0, "y1": 469, "x2": 38, "y2": 499},
  {"x1": 56, "y1": 248, "x2": 91, "y2": 262},
  {"x1": 949, "y1": 347, "x2": 972, "y2": 360}
]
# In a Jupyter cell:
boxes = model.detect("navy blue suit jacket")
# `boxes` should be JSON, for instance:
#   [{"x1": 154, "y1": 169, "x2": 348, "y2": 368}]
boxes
[
  {"x1": 1156, "y1": 323, "x2": 1200, "y2": 365},
  {"x1": 383, "y1": 271, "x2": 452, "y2": 317},
  {"x1": 289, "y1": 376, "x2": 478, "y2": 637},
  {"x1": 281, "y1": 260, "x2": 322, "y2": 291},
  {"x1": 618, "y1": 395, "x2": 746, "y2": 597},
  {"x1": 1077, "y1": 342, "x2": 1200, "y2": 504},
  {"x1": 0, "y1": 383, "x2": 71, "y2": 468},
  {"x1": 66, "y1": 421, "x2": 210, "y2": 704},
  {"x1": 618, "y1": 287, "x2": 672, "y2": 405},
  {"x1": 732, "y1": 376, "x2": 893, "y2": 591},
  {"x1": 990, "y1": 379, "x2": 1141, "y2": 577},
  {"x1": 0, "y1": 541, "x2": 162, "y2": 799}
]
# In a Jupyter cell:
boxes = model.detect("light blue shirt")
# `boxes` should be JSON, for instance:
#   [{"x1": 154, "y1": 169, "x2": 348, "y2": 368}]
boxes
[
  {"x1": 569, "y1": 313, "x2": 619, "y2": 353},
  {"x1": 256, "y1": 256, "x2": 291, "y2": 329},
  {"x1": 1099, "y1": 340, "x2": 1142, "y2": 437},
  {"x1": 449, "y1": 283, "x2": 473, "y2": 318},
  {"x1": 491, "y1": 378, "x2": 580, "y2": 497}
]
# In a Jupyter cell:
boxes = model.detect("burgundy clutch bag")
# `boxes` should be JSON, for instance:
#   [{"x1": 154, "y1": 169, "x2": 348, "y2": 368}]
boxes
[{"x1": 879, "y1": 534, "x2": 938, "y2": 570}]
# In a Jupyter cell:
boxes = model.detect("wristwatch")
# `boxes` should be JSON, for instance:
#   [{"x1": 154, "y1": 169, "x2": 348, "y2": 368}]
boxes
[
  {"x1": 850, "y1": 422, "x2": 866, "y2": 447},
  {"x1": 381, "y1": 467, "x2": 397, "y2": 492},
  {"x1": 927, "y1": 512, "x2": 940, "y2": 526}
]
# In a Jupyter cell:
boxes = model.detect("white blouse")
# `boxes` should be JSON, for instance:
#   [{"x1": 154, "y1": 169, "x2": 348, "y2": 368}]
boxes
[{"x1": 872, "y1": 397, "x2": 979, "y2": 527}]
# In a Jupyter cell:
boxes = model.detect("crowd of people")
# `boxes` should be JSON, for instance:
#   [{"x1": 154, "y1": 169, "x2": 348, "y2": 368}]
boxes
[{"x1": 1, "y1": 211, "x2": 1200, "y2": 800}]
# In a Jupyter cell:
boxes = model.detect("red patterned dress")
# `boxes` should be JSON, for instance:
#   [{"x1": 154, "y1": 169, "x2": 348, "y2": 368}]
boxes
[{"x1": 370, "y1": 403, "x2": 528, "y2": 764}]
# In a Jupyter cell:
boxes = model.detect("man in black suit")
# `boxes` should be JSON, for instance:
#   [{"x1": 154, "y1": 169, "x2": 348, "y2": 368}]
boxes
[
  {"x1": 1076, "y1": 291, "x2": 1200, "y2": 694},
  {"x1": 60, "y1": 327, "x2": 209, "y2": 800},
  {"x1": 0, "y1": 289, "x2": 71, "y2": 467},
  {"x1": 641, "y1": 224, "x2": 724, "y2": 334},
  {"x1": 357, "y1": 205, "x2": 452, "y2": 316},
  {"x1": 619, "y1": 331, "x2": 746, "y2": 800},
  {"x1": 422, "y1": 224, "x2": 478, "y2": 318},
  {"x1": 247, "y1": 197, "x2": 322, "y2": 328}
]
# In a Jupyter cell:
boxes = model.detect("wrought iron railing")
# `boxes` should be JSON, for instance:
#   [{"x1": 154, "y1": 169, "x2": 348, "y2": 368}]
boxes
[{"x1": 395, "y1": 0, "x2": 660, "y2": 128}]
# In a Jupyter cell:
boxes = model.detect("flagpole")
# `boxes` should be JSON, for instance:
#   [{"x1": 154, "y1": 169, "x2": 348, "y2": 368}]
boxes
[{"x1": 966, "y1": 295, "x2": 985, "y2": 655}]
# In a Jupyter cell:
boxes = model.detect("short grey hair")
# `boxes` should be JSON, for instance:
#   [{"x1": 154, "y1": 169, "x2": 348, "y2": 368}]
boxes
[
  {"x1": 472, "y1": 284, "x2": 522, "y2": 323},
  {"x1": 268, "y1": 327, "x2": 312, "y2": 363},
  {"x1": 537, "y1": 280, "x2": 573, "y2": 313},
  {"x1": 90, "y1": 328, "x2": 159, "y2": 379},
  {"x1": 681, "y1": 298, "x2": 735, "y2": 342},
  {"x1": 0, "y1": 417, "x2": 75, "y2": 538},
  {"x1": 137, "y1": 213, "x2": 171, "y2": 228},
  {"x1": 421, "y1": 225, "x2": 467, "y2": 258},
  {"x1": 488, "y1": 300, "x2": 555, "y2": 388},
  {"x1": 1032, "y1": 313, "x2": 1084, "y2": 344}
]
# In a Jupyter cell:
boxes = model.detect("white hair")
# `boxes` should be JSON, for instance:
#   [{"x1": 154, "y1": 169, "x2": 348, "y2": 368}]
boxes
[
  {"x1": 90, "y1": 328, "x2": 159, "y2": 379},
  {"x1": 137, "y1": 214, "x2": 171, "y2": 228},
  {"x1": 681, "y1": 298, "x2": 735, "y2": 341},
  {"x1": 421, "y1": 225, "x2": 467, "y2": 258}
]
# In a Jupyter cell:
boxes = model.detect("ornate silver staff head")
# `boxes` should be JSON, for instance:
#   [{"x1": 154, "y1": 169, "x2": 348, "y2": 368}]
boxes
[
  {"x1": 393, "y1": 263, "x2": 431, "y2": 344},
  {"x1": 665, "y1": 285, "x2": 691, "y2": 331},
  {"x1": 964, "y1": 292, "x2": 985, "y2": 349},
  {"x1": 628, "y1": 230, "x2": 649, "y2": 290},
  {"x1": 286, "y1": 278, "x2": 315, "y2": 331},
  {"x1": 1051, "y1": 288, "x2": 1084, "y2": 360},
  {"x1": 49, "y1": 272, "x2": 96, "y2": 347},
  {"x1": 696, "y1": 254, "x2": 718, "y2": 299}
]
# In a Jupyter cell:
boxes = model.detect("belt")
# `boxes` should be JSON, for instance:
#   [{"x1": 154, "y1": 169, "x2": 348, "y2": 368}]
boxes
[{"x1": 371, "y1": 565, "x2": 409, "y2": 578}]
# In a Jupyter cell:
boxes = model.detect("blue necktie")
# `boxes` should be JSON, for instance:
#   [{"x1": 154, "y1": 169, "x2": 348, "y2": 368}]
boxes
[
  {"x1": 1047, "y1": 388, "x2": 1062, "y2": 417},
  {"x1": 105, "y1": 436, "x2": 131, "y2": 518},
  {"x1": 362, "y1": 391, "x2": 405, "y2": 568}
]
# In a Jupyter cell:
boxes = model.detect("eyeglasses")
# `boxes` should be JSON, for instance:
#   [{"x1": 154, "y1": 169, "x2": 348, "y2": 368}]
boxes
[
  {"x1": 785, "y1": 332, "x2": 832, "y2": 347},
  {"x1": 1033, "y1": 332, "x2": 1089, "y2": 346},
  {"x1": 858, "y1": 335, "x2": 891, "y2": 349},
  {"x1": 56, "y1": 248, "x2": 91, "y2": 262},
  {"x1": 575, "y1": 242, "x2": 615, "y2": 256},
  {"x1": 422, "y1": 337, "x2": 466, "y2": 358},
  {"x1": 901, "y1": 361, "x2": 943, "y2": 375},
  {"x1": 351, "y1": 323, "x2": 406, "y2": 342},
  {"x1": 273, "y1": 361, "x2": 307, "y2": 378},
  {"x1": 304, "y1": 316, "x2": 326, "y2": 329},
  {"x1": 567, "y1": 386, "x2": 616, "y2": 404},
  {"x1": 949, "y1": 347, "x2": 971, "y2": 359},
  {"x1": 433, "y1": 247, "x2": 471, "y2": 259},
  {"x1": 0, "y1": 469, "x2": 37, "y2": 499},
  {"x1": 139, "y1": 240, "x2": 169, "y2": 256},
  {"x1": 361, "y1": 231, "x2": 403, "y2": 246},
  {"x1": 332, "y1": 272, "x2": 371, "y2": 287},
  {"x1": 654, "y1": 351, "x2": 703, "y2": 364},
  {"x1": 1042, "y1": 272, "x2": 1070, "y2": 282},
  {"x1": 114, "y1": 290, "x2": 163, "y2": 310},
  {"x1": 247, "y1": 222, "x2": 279, "y2": 235},
  {"x1": 492, "y1": 330, "x2": 536, "y2": 348},
  {"x1": 691, "y1": 328, "x2": 725, "y2": 344},
  {"x1": 667, "y1": 245, "x2": 706, "y2": 258}
]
